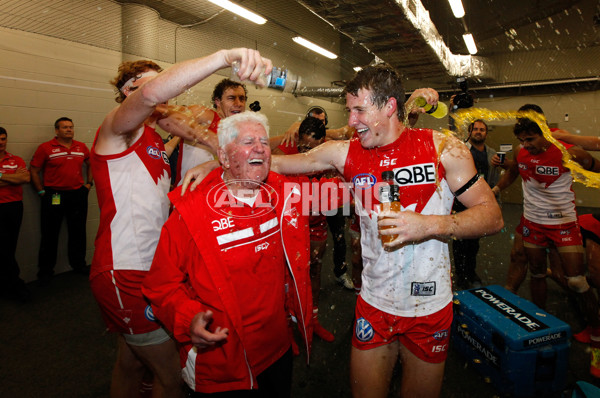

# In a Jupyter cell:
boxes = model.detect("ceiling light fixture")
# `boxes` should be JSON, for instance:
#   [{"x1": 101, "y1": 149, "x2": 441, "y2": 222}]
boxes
[
  {"x1": 292, "y1": 36, "x2": 338, "y2": 59},
  {"x1": 447, "y1": 0, "x2": 465, "y2": 18},
  {"x1": 463, "y1": 33, "x2": 478, "y2": 54},
  {"x1": 206, "y1": 0, "x2": 267, "y2": 25},
  {"x1": 353, "y1": 66, "x2": 363, "y2": 72}
]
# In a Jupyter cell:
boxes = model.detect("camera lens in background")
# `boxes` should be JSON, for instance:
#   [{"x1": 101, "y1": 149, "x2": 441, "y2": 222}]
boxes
[{"x1": 249, "y1": 101, "x2": 261, "y2": 112}]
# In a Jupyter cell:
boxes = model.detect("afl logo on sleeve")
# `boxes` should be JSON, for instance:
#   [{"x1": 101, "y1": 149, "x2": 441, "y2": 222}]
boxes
[
  {"x1": 355, "y1": 317, "x2": 374, "y2": 342},
  {"x1": 144, "y1": 305, "x2": 156, "y2": 322},
  {"x1": 353, "y1": 173, "x2": 376, "y2": 189},
  {"x1": 146, "y1": 146, "x2": 161, "y2": 159}
]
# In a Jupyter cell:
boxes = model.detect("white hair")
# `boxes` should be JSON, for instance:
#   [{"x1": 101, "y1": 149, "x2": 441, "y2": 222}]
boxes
[{"x1": 218, "y1": 112, "x2": 270, "y2": 148}]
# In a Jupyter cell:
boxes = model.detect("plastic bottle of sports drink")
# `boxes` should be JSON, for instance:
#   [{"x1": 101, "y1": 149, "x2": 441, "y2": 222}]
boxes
[
  {"x1": 230, "y1": 61, "x2": 300, "y2": 93},
  {"x1": 415, "y1": 97, "x2": 448, "y2": 119},
  {"x1": 379, "y1": 170, "x2": 400, "y2": 244}
]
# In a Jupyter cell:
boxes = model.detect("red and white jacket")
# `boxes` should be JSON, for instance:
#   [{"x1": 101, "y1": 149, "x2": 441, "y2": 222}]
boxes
[{"x1": 143, "y1": 168, "x2": 312, "y2": 393}]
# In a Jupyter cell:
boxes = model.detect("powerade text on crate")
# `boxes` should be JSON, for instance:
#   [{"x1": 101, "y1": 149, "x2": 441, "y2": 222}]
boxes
[{"x1": 452, "y1": 285, "x2": 571, "y2": 397}]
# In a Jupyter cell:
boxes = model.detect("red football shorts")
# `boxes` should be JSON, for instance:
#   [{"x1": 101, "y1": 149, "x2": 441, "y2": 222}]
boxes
[
  {"x1": 352, "y1": 295, "x2": 452, "y2": 363},
  {"x1": 90, "y1": 270, "x2": 162, "y2": 335},
  {"x1": 521, "y1": 218, "x2": 582, "y2": 248}
]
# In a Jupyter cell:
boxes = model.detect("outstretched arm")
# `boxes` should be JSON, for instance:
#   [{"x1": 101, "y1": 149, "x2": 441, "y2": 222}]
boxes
[
  {"x1": 553, "y1": 129, "x2": 600, "y2": 151},
  {"x1": 156, "y1": 105, "x2": 218, "y2": 155},
  {"x1": 271, "y1": 139, "x2": 349, "y2": 175}
]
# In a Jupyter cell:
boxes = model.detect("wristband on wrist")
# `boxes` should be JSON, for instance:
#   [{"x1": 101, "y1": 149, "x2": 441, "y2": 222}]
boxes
[{"x1": 38, "y1": 190, "x2": 45, "y2": 196}]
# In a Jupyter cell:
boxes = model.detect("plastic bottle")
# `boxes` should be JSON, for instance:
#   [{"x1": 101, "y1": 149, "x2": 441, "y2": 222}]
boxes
[
  {"x1": 379, "y1": 170, "x2": 400, "y2": 244},
  {"x1": 414, "y1": 97, "x2": 448, "y2": 119},
  {"x1": 231, "y1": 61, "x2": 301, "y2": 93}
]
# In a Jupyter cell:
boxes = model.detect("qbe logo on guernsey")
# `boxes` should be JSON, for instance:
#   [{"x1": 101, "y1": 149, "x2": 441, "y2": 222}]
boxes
[
  {"x1": 536, "y1": 165, "x2": 559, "y2": 176},
  {"x1": 144, "y1": 305, "x2": 156, "y2": 322},
  {"x1": 393, "y1": 163, "x2": 436, "y2": 186},
  {"x1": 355, "y1": 317, "x2": 374, "y2": 342}
]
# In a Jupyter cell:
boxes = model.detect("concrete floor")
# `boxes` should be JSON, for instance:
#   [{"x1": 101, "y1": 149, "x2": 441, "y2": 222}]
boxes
[{"x1": 1, "y1": 203, "x2": 599, "y2": 397}]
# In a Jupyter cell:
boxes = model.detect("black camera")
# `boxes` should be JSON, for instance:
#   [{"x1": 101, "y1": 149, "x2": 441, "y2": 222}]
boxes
[
  {"x1": 249, "y1": 101, "x2": 261, "y2": 112},
  {"x1": 453, "y1": 77, "x2": 474, "y2": 110}
]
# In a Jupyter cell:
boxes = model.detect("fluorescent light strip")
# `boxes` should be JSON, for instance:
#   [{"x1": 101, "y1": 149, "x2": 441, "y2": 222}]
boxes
[
  {"x1": 463, "y1": 33, "x2": 478, "y2": 54},
  {"x1": 292, "y1": 36, "x2": 338, "y2": 59},
  {"x1": 206, "y1": 0, "x2": 266, "y2": 25},
  {"x1": 447, "y1": 0, "x2": 465, "y2": 18}
]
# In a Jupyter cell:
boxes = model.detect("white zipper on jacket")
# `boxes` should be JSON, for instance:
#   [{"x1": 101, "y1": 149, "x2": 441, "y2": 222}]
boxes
[
  {"x1": 243, "y1": 350, "x2": 254, "y2": 389},
  {"x1": 279, "y1": 185, "x2": 310, "y2": 363}
]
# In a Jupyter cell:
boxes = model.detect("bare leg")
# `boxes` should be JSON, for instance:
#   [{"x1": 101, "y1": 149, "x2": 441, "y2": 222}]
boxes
[
  {"x1": 128, "y1": 337, "x2": 184, "y2": 398},
  {"x1": 505, "y1": 233, "x2": 528, "y2": 293},
  {"x1": 110, "y1": 335, "x2": 146, "y2": 398},
  {"x1": 525, "y1": 246, "x2": 549, "y2": 309},
  {"x1": 350, "y1": 343, "x2": 398, "y2": 398},
  {"x1": 398, "y1": 344, "x2": 446, "y2": 398}
]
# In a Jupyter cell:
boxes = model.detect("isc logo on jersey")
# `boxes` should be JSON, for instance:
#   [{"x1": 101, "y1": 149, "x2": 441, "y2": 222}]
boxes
[
  {"x1": 146, "y1": 146, "x2": 162, "y2": 160},
  {"x1": 536, "y1": 166, "x2": 559, "y2": 176},
  {"x1": 393, "y1": 163, "x2": 436, "y2": 186},
  {"x1": 353, "y1": 173, "x2": 376, "y2": 189}
]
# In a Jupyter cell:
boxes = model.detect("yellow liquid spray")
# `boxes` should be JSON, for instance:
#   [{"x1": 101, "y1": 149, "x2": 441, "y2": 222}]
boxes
[{"x1": 448, "y1": 108, "x2": 600, "y2": 189}]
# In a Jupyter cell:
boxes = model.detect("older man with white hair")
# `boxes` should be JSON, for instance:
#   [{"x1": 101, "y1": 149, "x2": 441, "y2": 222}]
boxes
[{"x1": 143, "y1": 112, "x2": 313, "y2": 396}]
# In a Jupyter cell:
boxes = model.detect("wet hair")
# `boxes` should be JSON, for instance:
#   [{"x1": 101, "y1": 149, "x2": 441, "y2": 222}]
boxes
[
  {"x1": 54, "y1": 117, "x2": 73, "y2": 129},
  {"x1": 0, "y1": 127, "x2": 6, "y2": 137},
  {"x1": 298, "y1": 116, "x2": 326, "y2": 141},
  {"x1": 514, "y1": 118, "x2": 543, "y2": 136},
  {"x1": 518, "y1": 104, "x2": 544, "y2": 115},
  {"x1": 468, "y1": 119, "x2": 488, "y2": 133},
  {"x1": 211, "y1": 79, "x2": 248, "y2": 109},
  {"x1": 218, "y1": 112, "x2": 269, "y2": 148},
  {"x1": 343, "y1": 63, "x2": 405, "y2": 121},
  {"x1": 109, "y1": 60, "x2": 163, "y2": 104},
  {"x1": 306, "y1": 106, "x2": 328, "y2": 125},
  {"x1": 514, "y1": 103, "x2": 545, "y2": 136}
]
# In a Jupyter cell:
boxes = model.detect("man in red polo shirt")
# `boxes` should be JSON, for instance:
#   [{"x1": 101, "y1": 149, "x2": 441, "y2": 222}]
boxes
[
  {"x1": 31, "y1": 117, "x2": 93, "y2": 282},
  {"x1": 0, "y1": 127, "x2": 31, "y2": 301}
]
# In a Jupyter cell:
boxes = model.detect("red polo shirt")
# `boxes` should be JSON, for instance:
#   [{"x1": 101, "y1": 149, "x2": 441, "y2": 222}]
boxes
[
  {"x1": 0, "y1": 152, "x2": 26, "y2": 203},
  {"x1": 31, "y1": 137, "x2": 90, "y2": 190}
]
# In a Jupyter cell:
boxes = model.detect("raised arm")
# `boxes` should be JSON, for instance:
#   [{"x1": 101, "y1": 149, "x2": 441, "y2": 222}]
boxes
[
  {"x1": 99, "y1": 48, "x2": 271, "y2": 147},
  {"x1": 156, "y1": 105, "x2": 218, "y2": 155}
]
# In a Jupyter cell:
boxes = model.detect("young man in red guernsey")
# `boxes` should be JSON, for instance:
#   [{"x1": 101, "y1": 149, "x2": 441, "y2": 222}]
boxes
[
  {"x1": 269, "y1": 64, "x2": 503, "y2": 398},
  {"x1": 90, "y1": 48, "x2": 270, "y2": 397},
  {"x1": 143, "y1": 112, "x2": 312, "y2": 396},
  {"x1": 493, "y1": 110, "x2": 600, "y2": 377},
  {"x1": 181, "y1": 64, "x2": 503, "y2": 397}
]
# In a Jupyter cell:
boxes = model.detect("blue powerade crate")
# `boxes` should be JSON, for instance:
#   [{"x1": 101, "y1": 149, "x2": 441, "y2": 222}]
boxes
[{"x1": 452, "y1": 285, "x2": 571, "y2": 398}]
